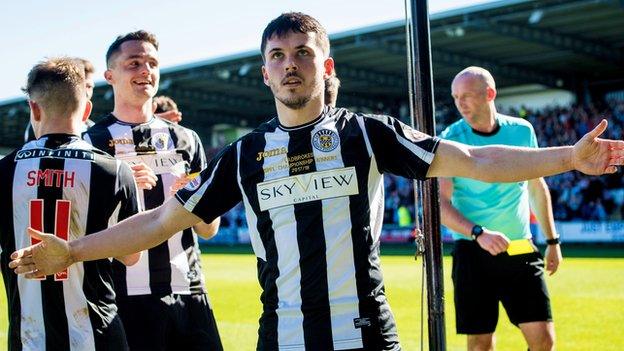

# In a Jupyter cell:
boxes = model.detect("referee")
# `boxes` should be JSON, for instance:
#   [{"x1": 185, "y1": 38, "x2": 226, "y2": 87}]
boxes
[
  {"x1": 1, "y1": 57, "x2": 141, "y2": 350},
  {"x1": 440, "y1": 66, "x2": 560, "y2": 351}
]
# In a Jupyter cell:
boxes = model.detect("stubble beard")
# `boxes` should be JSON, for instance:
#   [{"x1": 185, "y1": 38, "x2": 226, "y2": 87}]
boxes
[
  {"x1": 269, "y1": 80, "x2": 310, "y2": 110},
  {"x1": 271, "y1": 81, "x2": 323, "y2": 110},
  {"x1": 277, "y1": 94, "x2": 311, "y2": 110}
]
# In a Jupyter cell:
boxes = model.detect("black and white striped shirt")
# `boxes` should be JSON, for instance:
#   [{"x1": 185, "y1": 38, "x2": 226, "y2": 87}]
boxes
[
  {"x1": 84, "y1": 114, "x2": 207, "y2": 296},
  {"x1": 0, "y1": 134, "x2": 140, "y2": 351},
  {"x1": 176, "y1": 107, "x2": 439, "y2": 350}
]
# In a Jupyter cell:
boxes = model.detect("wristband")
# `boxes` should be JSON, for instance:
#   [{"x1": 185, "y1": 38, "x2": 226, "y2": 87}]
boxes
[{"x1": 545, "y1": 237, "x2": 560, "y2": 245}]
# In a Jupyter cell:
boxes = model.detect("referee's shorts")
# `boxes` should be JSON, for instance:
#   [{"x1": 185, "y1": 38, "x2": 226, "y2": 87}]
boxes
[
  {"x1": 116, "y1": 293, "x2": 223, "y2": 351},
  {"x1": 451, "y1": 240, "x2": 552, "y2": 335}
]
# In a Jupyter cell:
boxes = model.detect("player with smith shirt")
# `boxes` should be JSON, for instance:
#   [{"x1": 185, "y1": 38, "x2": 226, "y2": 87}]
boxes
[
  {"x1": 11, "y1": 13, "x2": 624, "y2": 351},
  {"x1": 0, "y1": 57, "x2": 141, "y2": 350}
]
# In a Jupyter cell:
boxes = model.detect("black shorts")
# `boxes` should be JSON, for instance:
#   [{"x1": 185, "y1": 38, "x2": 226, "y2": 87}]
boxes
[
  {"x1": 95, "y1": 313, "x2": 130, "y2": 351},
  {"x1": 452, "y1": 240, "x2": 552, "y2": 335},
  {"x1": 116, "y1": 293, "x2": 223, "y2": 351}
]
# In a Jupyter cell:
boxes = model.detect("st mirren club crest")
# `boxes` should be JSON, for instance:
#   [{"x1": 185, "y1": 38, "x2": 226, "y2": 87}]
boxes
[
  {"x1": 151, "y1": 132, "x2": 173, "y2": 151},
  {"x1": 312, "y1": 129, "x2": 339, "y2": 152}
]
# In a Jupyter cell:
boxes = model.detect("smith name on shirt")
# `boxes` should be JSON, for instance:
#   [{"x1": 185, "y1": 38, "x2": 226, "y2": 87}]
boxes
[{"x1": 26, "y1": 169, "x2": 76, "y2": 188}]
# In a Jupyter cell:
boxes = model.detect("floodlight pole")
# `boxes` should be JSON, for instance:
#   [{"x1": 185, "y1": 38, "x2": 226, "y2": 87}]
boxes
[{"x1": 405, "y1": 0, "x2": 447, "y2": 349}]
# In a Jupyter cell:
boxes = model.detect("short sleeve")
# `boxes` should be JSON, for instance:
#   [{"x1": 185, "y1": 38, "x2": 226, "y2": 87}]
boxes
[
  {"x1": 175, "y1": 143, "x2": 242, "y2": 223},
  {"x1": 364, "y1": 114, "x2": 440, "y2": 180}
]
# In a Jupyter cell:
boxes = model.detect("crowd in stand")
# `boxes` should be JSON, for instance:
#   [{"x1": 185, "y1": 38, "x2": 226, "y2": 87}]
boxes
[
  {"x1": 520, "y1": 99, "x2": 624, "y2": 221},
  {"x1": 215, "y1": 99, "x2": 624, "y2": 230}
]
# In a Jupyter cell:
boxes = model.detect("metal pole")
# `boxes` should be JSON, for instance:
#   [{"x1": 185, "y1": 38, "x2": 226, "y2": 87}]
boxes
[{"x1": 405, "y1": 0, "x2": 447, "y2": 349}]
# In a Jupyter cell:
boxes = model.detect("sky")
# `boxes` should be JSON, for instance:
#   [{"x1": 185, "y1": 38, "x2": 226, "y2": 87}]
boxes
[{"x1": 0, "y1": 0, "x2": 496, "y2": 101}]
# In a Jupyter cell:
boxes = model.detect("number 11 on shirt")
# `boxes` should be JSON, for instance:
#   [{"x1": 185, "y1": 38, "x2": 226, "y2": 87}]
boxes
[{"x1": 29, "y1": 199, "x2": 71, "y2": 281}]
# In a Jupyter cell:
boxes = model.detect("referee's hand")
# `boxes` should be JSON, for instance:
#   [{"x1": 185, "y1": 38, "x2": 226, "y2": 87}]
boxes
[
  {"x1": 9, "y1": 227, "x2": 74, "y2": 279},
  {"x1": 545, "y1": 243, "x2": 562, "y2": 275},
  {"x1": 475, "y1": 229, "x2": 510, "y2": 256}
]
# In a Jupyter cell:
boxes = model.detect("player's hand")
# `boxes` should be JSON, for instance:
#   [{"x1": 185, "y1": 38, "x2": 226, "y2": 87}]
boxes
[
  {"x1": 544, "y1": 243, "x2": 562, "y2": 275},
  {"x1": 475, "y1": 229, "x2": 510, "y2": 256},
  {"x1": 170, "y1": 174, "x2": 191, "y2": 195},
  {"x1": 156, "y1": 110, "x2": 182, "y2": 124},
  {"x1": 9, "y1": 227, "x2": 74, "y2": 278},
  {"x1": 572, "y1": 119, "x2": 624, "y2": 175},
  {"x1": 131, "y1": 162, "x2": 158, "y2": 190}
]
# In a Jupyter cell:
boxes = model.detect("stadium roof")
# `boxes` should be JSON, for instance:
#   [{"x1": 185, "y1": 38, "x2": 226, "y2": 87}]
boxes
[{"x1": 1, "y1": 0, "x2": 622, "y2": 148}]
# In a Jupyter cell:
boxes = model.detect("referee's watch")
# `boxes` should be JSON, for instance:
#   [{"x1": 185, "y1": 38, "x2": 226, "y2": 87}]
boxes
[
  {"x1": 546, "y1": 236, "x2": 560, "y2": 245},
  {"x1": 471, "y1": 225, "x2": 484, "y2": 241}
]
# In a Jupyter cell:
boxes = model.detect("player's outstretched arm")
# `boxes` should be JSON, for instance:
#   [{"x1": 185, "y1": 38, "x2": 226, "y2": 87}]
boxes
[
  {"x1": 194, "y1": 217, "x2": 221, "y2": 240},
  {"x1": 428, "y1": 119, "x2": 623, "y2": 181},
  {"x1": 115, "y1": 252, "x2": 142, "y2": 267},
  {"x1": 571, "y1": 119, "x2": 624, "y2": 175},
  {"x1": 10, "y1": 198, "x2": 201, "y2": 278},
  {"x1": 168, "y1": 174, "x2": 221, "y2": 239}
]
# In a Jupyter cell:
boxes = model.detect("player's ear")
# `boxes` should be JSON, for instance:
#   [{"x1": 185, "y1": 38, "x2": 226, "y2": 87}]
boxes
[
  {"x1": 486, "y1": 86, "x2": 497, "y2": 101},
  {"x1": 261, "y1": 66, "x2": 270, "y2": 87},
  {"x1": 323, "y1": 57, "x2": 334, "y2": 80},
  {"x1": 82, "y1": 100, "x2": 93, "y2": 123},
  {"x1": 104, "y1": 69, "x2": 114, "y2": 85},
  {"x1": 29, "y1": 100, "x2": 42, "y2": 122}
]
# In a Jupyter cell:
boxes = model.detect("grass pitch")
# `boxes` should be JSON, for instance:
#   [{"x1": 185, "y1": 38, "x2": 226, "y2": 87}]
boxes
[{"x1": 1, "y1": 245, "x2": 623, "y2": 350}]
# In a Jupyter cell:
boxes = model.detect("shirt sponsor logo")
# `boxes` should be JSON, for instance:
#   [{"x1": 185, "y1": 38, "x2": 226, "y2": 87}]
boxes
[
  {"x1": 257, "y1": 167, "x2": 358, "y2": 211},
  {"x1": 15, "y1": 148, "x2": 94, "y2": 161},
  {"x1": 117, "y1": 152, "x2": 184, "y2": 175},
  {"x1": 256, "y1": 147, "x2": 288, "y2": 161},
  {"x1": 312, "y1": 129, "x2": 339, "y2": 152},
  {"x1": 108, "y1": 138, "x2": 134, "y2": 147}
]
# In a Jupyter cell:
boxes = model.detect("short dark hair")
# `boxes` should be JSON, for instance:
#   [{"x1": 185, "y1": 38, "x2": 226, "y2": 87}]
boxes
[
  {"x1": 324, "y1": 72, "x2": 341, "y2": 107},
  {"x1": 23, "y1": 57, "x2": 85, "y2": 118},
  {"x1": 153, "y1": 95, "x2": 178, "y2": 113},
  {"x1": 106, "y1": 30, "x2": 159, "y2": 67},
  {"x1": 261, "y1": 12, "x2": 329, "y2": 61}
]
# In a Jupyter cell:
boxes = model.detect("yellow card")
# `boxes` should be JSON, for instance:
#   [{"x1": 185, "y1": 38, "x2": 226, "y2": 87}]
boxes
[
  {"x1": 507, "y1": 239, "x2": 535, "y2": 256},
  {"x1": 187, "y1": 172, "x2": 201, "y2": 179}
]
